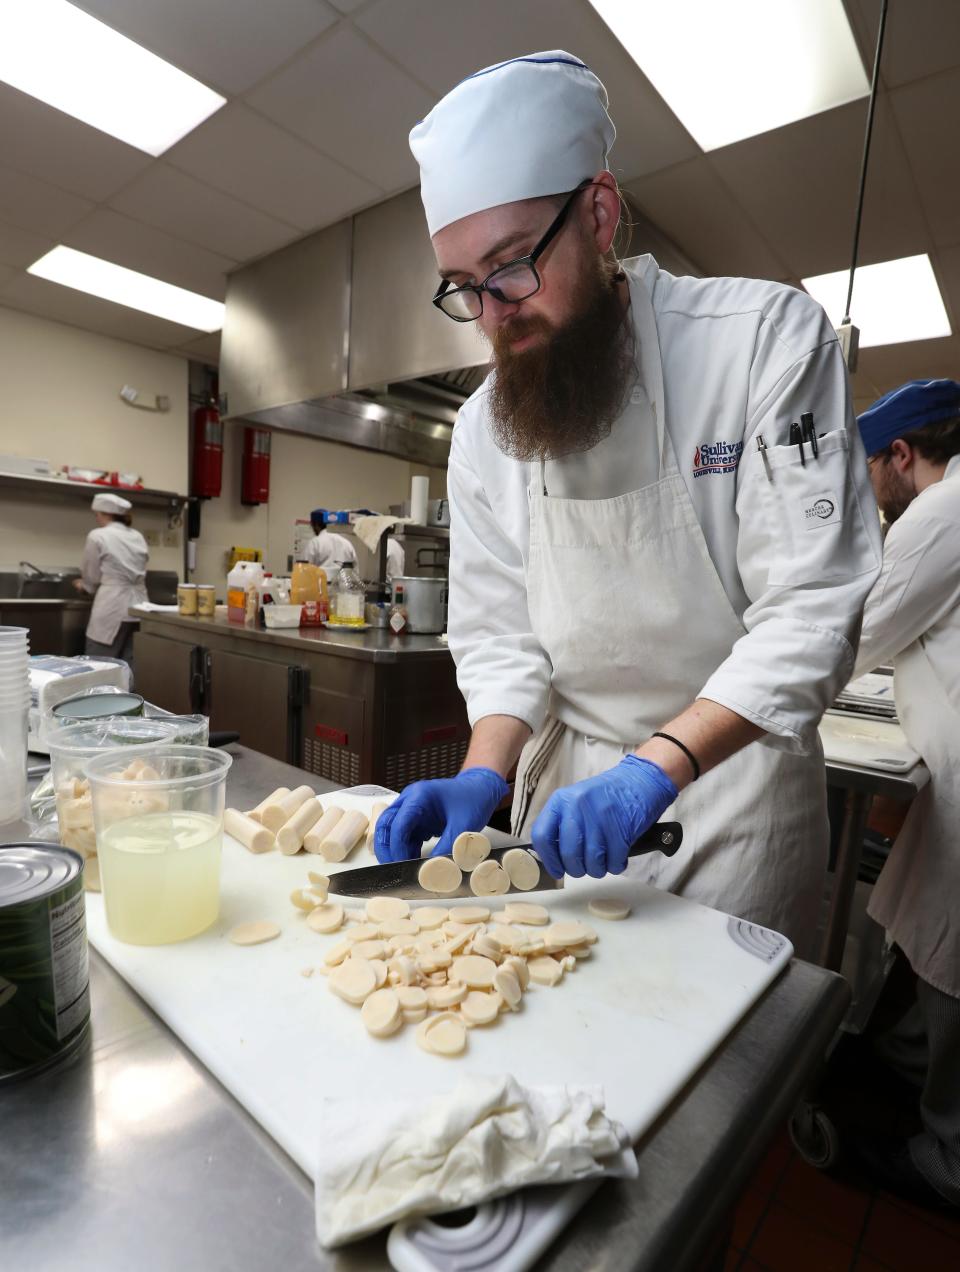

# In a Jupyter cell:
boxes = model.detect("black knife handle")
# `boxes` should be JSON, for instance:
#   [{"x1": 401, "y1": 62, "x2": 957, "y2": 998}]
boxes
[{"x1": 628, "y1": 821, "x2": 683, "y2": 859}]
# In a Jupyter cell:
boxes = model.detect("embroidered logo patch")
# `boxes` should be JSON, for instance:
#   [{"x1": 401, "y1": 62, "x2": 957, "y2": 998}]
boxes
[
  {"x1": 800, "y1": 491, "x2": 842, "y2": 530},
  {"x1": 692, "y1": 440, "x2": 743, "y2": 477}
]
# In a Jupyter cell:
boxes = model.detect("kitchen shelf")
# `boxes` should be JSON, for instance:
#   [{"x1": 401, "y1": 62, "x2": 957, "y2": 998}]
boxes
[{"x1": 0, "y1": 470, "x2": 189, "y2": 512}]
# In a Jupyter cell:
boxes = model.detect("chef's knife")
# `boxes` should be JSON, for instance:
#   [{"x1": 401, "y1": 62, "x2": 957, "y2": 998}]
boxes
[{"x1": 325, "y1": 821, "x2": 682, "y2": 900}]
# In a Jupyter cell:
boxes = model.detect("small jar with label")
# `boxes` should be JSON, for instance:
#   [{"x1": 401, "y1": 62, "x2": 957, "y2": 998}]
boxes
[{"x1": 388, "y1": 585, "x2": 408, "y2": 635}]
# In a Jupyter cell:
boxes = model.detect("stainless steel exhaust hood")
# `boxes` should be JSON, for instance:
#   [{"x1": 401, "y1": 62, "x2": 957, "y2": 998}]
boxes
[{"x1": 220, "y1": 190, "x2": 488, "y2": 467}]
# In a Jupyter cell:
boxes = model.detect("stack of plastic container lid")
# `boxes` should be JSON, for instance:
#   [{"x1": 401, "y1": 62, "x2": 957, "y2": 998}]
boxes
[{"x1": 0, "y1": 627, "x2": 30, "y2": 825}]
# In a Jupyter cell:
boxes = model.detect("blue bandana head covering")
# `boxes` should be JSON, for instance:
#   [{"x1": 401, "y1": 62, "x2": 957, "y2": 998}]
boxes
[{"x1": 857, "y1": 379, "x2": 960, "y2": 456}]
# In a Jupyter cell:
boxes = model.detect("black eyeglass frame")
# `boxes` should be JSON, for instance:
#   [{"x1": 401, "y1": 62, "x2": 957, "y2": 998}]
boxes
[{"x1": 431, "y1": 179, "x2": 593, "y2": 322}]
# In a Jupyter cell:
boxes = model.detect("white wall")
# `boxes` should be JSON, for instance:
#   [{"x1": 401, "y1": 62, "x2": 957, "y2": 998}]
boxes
[
  {"x1": 0, "y1": 306, "x2": 189, "y2": 575},
  {"x1": 190, "y1": 419, "x2": 447, "y2": 587},
  {"x1": 0, "y1": 305, "x2": 449, "y2": 590}
]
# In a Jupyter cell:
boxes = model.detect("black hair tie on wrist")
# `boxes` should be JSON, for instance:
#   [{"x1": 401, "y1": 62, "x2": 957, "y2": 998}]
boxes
[{"x1": 651, "y1": 732, "x2": 701, "y2": 781}]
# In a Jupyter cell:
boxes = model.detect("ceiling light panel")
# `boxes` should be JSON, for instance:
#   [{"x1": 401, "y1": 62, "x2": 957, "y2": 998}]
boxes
[
  {"x1": 28, "y1": 246, "x2": 225, "y2": 331},
  {"x1": 802, "y1": 255, "x2": 951, "y2": 348},
  {"x1": 0, "y1": 0, "x2": 225, "y2": 156},
  {"x1": 588, "y1": 0, "x2": 869, "y2": 150}
]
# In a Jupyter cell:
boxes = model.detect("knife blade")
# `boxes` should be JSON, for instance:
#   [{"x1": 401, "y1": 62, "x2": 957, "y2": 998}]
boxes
[{"x1": 325, "y1": 821, "x2": 682, "y2": 900}]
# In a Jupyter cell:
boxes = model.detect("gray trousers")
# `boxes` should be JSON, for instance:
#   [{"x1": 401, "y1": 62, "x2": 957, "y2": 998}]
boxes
[
  {"x1": 85, "y1": 622, "x2": 137, "y2": 674},
  {"x1": 877, "y1": 976, "x2": 960, "y2": 1203}
]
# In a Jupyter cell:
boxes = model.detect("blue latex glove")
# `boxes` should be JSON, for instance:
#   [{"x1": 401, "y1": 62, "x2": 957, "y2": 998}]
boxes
[
  {"x1": 374, "y1": 767, "x2": 509, "y2": 864},
  {"x1": 531, "y1": 754, "x2": 678, "y2": 880}
]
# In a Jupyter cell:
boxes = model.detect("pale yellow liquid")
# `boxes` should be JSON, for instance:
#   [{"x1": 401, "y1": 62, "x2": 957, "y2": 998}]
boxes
[{"x1": 98, "y1": 810, "x2": 222, "y2": 945}]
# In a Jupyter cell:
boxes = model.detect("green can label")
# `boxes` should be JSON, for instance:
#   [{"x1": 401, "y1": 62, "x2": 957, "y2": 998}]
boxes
[{"x1": 1, "y1": 846, "x2": 90, "y2": 1080}]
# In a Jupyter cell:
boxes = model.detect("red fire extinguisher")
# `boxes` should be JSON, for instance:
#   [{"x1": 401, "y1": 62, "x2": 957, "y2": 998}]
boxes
[
  {"x1": 191, "y1": 395, "x2": 223, "y2": 498},
  {"x1": 241, "y1": 427, "x2": 271, "y2": 505}
]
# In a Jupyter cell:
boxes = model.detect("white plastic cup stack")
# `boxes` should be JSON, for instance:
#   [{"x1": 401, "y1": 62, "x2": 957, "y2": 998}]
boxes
[{"x1": 0, "y1": 625, "x2": 30, "y2": 825}]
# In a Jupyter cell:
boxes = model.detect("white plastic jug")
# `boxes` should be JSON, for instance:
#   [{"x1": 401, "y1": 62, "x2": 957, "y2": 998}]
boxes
[{"x1": 226, "y1": 561, "x2": 263, "y2": 623}]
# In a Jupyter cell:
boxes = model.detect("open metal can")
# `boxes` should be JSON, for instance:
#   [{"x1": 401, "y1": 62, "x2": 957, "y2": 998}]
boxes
[{"x1": 0, "y1": 843, "x2": 90, "y2": 1081}]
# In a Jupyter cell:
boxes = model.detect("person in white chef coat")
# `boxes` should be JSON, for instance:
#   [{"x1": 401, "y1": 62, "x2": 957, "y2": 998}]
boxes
[
  {"x1": 848, "y1": 379, "x2": 960, "y2": 1209},
  {"x1": 304, "y1": 509, "x2": 358, "y2": 573},
  {"x1": 375, "y1": 51, "x2": 882, "y2": 955},
  {"x1": 73, "y1": 492, "x2": 149, "y2": 666}
]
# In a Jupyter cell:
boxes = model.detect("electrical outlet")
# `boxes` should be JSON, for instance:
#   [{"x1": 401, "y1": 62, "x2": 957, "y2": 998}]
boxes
[
  {"x1": 162, "y1": 529, "x2": 180, "y2": 548},
  {"x1": 143, "y1": 529, "x2": 161, "y2": 547}
]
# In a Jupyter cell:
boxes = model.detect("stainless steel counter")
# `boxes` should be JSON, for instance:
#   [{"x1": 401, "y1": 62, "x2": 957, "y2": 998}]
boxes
[
  {"x1": 2, "y1": 746, "x2": 850, "y2": 1272},
  {"x1": 134, "y1": 609, "x2": 452, "y2": 664}
]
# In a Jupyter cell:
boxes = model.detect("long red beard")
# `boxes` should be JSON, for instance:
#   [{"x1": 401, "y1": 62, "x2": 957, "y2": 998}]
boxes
[{"x1": 488, "y1": 266, "x2": 634, "y2": 462}]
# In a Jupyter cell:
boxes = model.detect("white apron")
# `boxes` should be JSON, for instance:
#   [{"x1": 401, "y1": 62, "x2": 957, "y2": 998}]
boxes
[
  {"x1": 511, "y1": 281, "x2": 828, "y2": 959},
  {"x1": 868, "y1": 643, "x2": 960, "y2": 998}
]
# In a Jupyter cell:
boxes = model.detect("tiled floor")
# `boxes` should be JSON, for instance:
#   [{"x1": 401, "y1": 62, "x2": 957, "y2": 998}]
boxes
[{"x1": 725, "y1": 1127, "x2": 960, "y2": 1271}]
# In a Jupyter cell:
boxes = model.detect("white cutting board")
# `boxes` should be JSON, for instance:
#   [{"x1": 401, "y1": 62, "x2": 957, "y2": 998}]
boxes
[
  {"x1": 83, "y1": 787, "x2": 792, "y2": 1260},
  {"x1": 819, "y1": 712, "x2": 921, "y2": 772}
]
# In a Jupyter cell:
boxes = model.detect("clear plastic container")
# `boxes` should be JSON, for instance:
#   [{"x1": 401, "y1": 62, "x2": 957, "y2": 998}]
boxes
[
  {"x1": 85, "y1": 745, "x2": 233, "y2": 945},
  {"x1": 333, "y1": 566, "x2": 365, "y2": 625},
  {"x1": 46, "y1": 718, "x2": 180, "y2": 869}
]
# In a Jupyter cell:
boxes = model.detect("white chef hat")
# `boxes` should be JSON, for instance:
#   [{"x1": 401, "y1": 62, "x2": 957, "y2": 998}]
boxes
[
  {"x1": 91, "y1": 493, "x2": 132, "y2": 514},
  {"x1": 409, "y1": 51, "x2": 616, "y2": 237}
]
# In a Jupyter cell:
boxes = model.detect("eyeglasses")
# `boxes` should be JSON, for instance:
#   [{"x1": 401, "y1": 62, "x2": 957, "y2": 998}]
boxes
[{"x1": 432, "y1": 180, "x2": 592, "y2": 323}]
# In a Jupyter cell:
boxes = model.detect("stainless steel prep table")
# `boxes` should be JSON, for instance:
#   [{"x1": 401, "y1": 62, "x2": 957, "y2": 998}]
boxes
[
  {"x1": 820, "y1": 736, "x2": 929, "y2": 975},
  {"x1": 2, "y1": 745, "x2": 849, "y2": 1272}
]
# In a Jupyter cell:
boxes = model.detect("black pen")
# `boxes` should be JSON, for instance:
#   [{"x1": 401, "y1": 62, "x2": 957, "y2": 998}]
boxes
[
  {"x1": 789, "y1": 421, "x2": 805, "y2": 466},
  {"x1": 800, "y1": 411, "x2": 818, "y2": 459}
]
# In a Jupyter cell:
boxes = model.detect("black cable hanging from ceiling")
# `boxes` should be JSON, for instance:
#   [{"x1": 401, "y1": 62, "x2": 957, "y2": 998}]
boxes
[{"x1": 843, "y1": 0, "x2": 890, "y2": 325}]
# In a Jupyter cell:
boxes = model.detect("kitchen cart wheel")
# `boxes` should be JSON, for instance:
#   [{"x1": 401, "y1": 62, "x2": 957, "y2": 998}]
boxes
[{"x1": 788, "y1": 1102, "x2": 840, "y2": 1169}]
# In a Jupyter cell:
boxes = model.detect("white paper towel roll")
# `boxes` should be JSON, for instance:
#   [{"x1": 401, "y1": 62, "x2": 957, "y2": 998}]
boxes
[{"x1": 410, "y1": 475, "x2": 429, "y2": 525}]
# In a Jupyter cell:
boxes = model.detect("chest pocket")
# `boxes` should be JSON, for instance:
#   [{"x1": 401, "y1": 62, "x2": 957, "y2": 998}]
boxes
[{"x1": 761, "y1": 429, "x2": 880, "y2": 588}]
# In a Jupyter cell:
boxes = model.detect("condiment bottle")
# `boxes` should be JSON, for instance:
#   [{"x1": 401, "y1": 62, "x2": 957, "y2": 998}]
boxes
[{"x1": 389, "y1": 585, "x2": 408, "y2": 635}]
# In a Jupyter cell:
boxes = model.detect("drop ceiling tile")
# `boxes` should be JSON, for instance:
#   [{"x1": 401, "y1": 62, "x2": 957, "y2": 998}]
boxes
[
  {"x1": 0, "y1": 167, "x2": 94, "y2": 239},
  {"x1": 927, "y1": 243, "x2": 960, "y2": 334},
  {"x1": 64, "y1": 209, "x2": 234, "y2": 301},
  {"x1": 625, "y1": 157, "x2": 791, "y2": 280},
  {"x1": 0, "y1": 83, "x2": 151, "y2": 201},
  {"x1": 73, "y1": 0, "x2": 339, "y2": 96},
  {"x1": 0, "y1": 220, "x2": 54, "y2": 270},
  {"x1": 108, "y1": 164, "x2": 301, "y2": 264},
  {"x1": 0, "y1": 272, "x2": 199, "y2": 349},
  {"x1": 174, "y1": 333, "x2": 222, "y2": 364},
  {"x1": 166, "y1": 103, "x2": 382, "y2": 231},
  {"x1": 853, "y1": 335, "x2": 960, "y2": 394},
  {"x1": 355, "y1": 0, "x2": 698, "y2": 180},
  {"x1": 891, "y1": 69, "x2": 960, "y2": 249},
  {"x1": 852, "y1": 0, "x2": 960, "y2": 88},
  {"x1": 247, "y1": 26, "x2": 433, "y2": 193},
  {"x1": 0, "y1": 264, "x2": 16, "y2": 290},
  {"x1": 709, "y1": 97, "x2": 929, "y2": 279}
]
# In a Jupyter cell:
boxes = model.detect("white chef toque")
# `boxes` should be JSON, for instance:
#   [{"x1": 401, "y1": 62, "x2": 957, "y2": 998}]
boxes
[
  {"x1": 409, "y1": 51, "x2": 616, "y2": 237},
  {"x1": 91, "y1": 492, "x2": 133, "y2": 514}
]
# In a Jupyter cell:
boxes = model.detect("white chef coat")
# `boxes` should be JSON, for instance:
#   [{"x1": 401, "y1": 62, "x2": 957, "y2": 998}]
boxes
[
  {"x1": 80, "y1": 521, "x2": 149, "y2": 645},
  {"x1": 447, "y1": 254, "x2": 883, "y2": 753},
  {"x1": 305, "y1": 530, "x2": 358, "y2": 571},
  {"x1": 386, "y1": 537, "x2": 405, "y2": 582},
  {"x1": 854, "y1": 453, "x2": 960, "y2": 996}
]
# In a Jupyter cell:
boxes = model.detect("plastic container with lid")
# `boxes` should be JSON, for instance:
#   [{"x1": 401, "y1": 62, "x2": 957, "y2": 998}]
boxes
[
  {"x1": 85, "y1": 745, "x2": 233, "y2": 945},
  {"x1": 52, "y1": 691, "x2": 144, "y2": 722},
  {"x1": 46, "y1": 718, "x2": 180, "y2": 878}
]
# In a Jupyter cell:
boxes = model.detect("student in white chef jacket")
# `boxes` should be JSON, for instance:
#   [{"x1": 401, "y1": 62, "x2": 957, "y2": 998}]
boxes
[
  {"x1": 74, "y1": 492, "x2": 149, "y2": 667},
  {"x1": 375, "y1": 51, "x2": 882, "y2": 956},
  {"x1": 849, "y1": 379, "x2": 960, "y2": 1210},
  {"x1": 304, "y1": 509, "x2": 358, "y2": 573}
]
